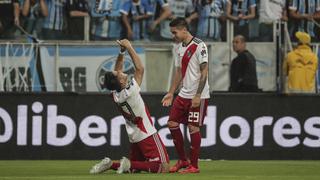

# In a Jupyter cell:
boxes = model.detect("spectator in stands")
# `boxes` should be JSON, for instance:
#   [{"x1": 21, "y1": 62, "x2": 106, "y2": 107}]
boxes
[
  {"x1": 216, "y1": 0, "x2": 229, "y2": 41},
  {"x1": 160, "y1": 0, "x2": 195, "y2": 40},
  {"x1": 89, "y1": 0, "x2": 112, "y2": 41},
  {"x1": 0, "y1": 0, "x2": 20, "y2": 39},
  {"x1": 226, "y1": 0, "x2": 256, "y2": 40},
  {"x1": 90, "y1": 0, "x2": 124, "y2": 41},
  {"x1": 120, "y1": 0, "x2": 153, "y2": 41},
  {"x1": 248, "y1": 0, "x2": 259, "y2": 41},
  {"x1": 258, "y1": 0, "x2": 288, "y2": 42},
  {"x1": 148, "y1": 0, "x2": 172, "y2": 40},
  {"x1": 66, "y1": 0, "x2": 89, "y2": 40},
  {"x1": 283, "y1": 31, "x2": 318, "y2": 93},
  {"x1": 229, "y1": 35, "x2": 259, "y2": 92},
  {"x1": 193, "y1": 0, "x2": 224, "y2": 41},
  {"x1": 21, "y1": 0, "x2": 48, "y2": 39},
  {"x1": 289, "y1": 0, "x2": 320, "y2": 41},
  {"x1": 107, "y1": 0, "x2": 124, "y2": 40},
  {"x1": 41, "y1": 0, "x2": 67, "y2": 40}
]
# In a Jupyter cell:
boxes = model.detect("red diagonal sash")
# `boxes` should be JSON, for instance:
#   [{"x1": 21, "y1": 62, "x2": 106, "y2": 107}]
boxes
[{"x1": 181, "y1": 44, "x2": 198, "y2": 78}]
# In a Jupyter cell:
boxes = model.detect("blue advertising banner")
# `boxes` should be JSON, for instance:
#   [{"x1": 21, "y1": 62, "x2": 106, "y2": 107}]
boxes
[{"x1": 0, "y1": 44, "x2": 146, "y2": 92}]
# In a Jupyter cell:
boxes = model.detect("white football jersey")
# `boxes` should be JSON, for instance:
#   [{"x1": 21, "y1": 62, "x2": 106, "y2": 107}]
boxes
[
  {"x1": 174, "y1": 37, "x2": 210, "y2": 99},
  {"x1": 112, "y1": 78, "x2": 157, "y2": 143}
]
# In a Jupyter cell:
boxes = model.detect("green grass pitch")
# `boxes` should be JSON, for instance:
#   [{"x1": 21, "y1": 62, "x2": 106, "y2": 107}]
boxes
[{"x1": 1, "y1": 160, "x2": 320, "y2": 180}]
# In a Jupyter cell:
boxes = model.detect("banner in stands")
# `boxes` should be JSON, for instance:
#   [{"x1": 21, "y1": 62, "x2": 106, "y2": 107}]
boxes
[
  {"x1": 0, "y1": 44, "x2": 146, "y2": 92},
  {"x1": 0, "y1": 93, "x2": 319, "y2": 160},
  {"x1": 40, "y1": 46, "x2": 146, "y2": 92}
]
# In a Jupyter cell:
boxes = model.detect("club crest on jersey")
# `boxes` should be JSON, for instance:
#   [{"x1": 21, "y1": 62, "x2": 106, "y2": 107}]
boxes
[{"x1": 187, "y1": 50, "x2": 192, "y2": 58}]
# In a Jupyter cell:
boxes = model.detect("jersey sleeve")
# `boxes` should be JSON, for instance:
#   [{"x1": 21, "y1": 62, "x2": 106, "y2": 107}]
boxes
[
  {"x1": 289, "y1": 0, "x2": 298, "y2": 11},
  {"x1": 196, "y1": 42, "x2": 208, "y2": 64},
  {"x1": 120, "y1": 0, "x2": 131, "y2": 15},
  {"x1": 316, "y1": 0, "x2": 320, "y2": 11},
  {"x1": 249, "y1": 0, "x2": 256, "y2": 7},
  {"x1": 158, "y1": 0, "x2": 169, "y2": 7},
  {"x1": 143, "y1": 0, "x2": 154, "y2": 15}
]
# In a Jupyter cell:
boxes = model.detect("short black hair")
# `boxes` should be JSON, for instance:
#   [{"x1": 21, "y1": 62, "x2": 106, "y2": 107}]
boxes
[
  {"x1": 169, "y1": 17, "x2": 189, "y2": 30},
  {"x1": 104, "y1": 72, "x2": 122, "y2": 92}
]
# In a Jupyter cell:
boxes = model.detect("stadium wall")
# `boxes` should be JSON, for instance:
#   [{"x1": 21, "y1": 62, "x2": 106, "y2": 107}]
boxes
[
  {"x1": 0, "y1": 42, "x2": 277, "y2": 92},
  {"x1": 0, "y1": 93, "x2": 319, "y2": 160}
]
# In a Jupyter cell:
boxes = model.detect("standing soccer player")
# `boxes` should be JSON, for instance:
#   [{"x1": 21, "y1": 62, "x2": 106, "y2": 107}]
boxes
[
  {"x1": 162, "y1": 17, "x2": 210, "y2": 174},
  {"x1": 90, "y1": 39, "x2": 169, "y2": 174}
]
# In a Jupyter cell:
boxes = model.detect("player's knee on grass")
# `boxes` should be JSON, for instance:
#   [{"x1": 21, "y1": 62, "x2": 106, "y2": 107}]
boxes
[
  {"x1": 188, "y1": 124, "x2": 200, "y2": 134},
  {"x1": 167, "y1": 120, "x2": 179, "y2": 129}
]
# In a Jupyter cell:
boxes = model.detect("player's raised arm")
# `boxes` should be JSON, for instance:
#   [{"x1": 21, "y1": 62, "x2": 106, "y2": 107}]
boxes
[
  {"x1": 114, "y1": 40, "x2": 126, "y2": 72},
  {"x1": 116, "y1": 39, "x2": 144, "y2": 86}
]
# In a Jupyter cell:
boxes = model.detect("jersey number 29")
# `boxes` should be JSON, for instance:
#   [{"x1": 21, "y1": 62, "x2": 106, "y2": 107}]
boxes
[{"x1": 188, "y1": 112, "x2": 199, "y2": 123}]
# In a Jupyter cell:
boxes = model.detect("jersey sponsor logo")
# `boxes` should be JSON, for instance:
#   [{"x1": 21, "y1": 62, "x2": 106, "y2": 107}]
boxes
[{"x1": 96, "y1": 56, "x2": 135, "y2": 92}]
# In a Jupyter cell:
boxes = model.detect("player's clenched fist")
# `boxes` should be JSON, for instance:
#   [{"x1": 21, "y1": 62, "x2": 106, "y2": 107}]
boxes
[{"x1": 116, "y1": 39, "x2": 133, "y2": 50}]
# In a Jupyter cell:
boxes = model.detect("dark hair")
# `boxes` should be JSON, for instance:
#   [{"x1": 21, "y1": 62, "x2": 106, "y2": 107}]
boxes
[
  {"x1": 104, "y1": 72, "x2": 122, "y2": 92},
  {"x1": 169, "y1": 17, "x2": 189, "y2": 30},
  {"x1": 234, "y1": 35, "x2": 246, "y2": 43}
]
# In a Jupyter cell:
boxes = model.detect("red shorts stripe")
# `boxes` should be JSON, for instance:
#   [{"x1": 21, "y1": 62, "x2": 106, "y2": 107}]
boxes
[{"x1": 153, "y1": 134, "x2": 168, "y2": 163}]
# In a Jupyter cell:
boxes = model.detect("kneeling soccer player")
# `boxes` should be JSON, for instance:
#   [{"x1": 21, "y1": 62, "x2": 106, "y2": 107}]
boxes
[{"x1": 90, "y1": 39, "x2": 169, "y2": 174}]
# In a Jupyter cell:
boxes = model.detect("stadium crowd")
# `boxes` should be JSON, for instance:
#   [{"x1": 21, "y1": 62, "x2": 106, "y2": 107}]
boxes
[{"x1": 0, "y1": 0, "x2": 320, "y2": 42}]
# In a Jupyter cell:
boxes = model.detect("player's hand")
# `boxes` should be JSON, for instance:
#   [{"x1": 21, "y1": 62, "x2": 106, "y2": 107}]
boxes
[
  {"x1": 191, "y1": 94, "x2": 201, "y2": 108},
  {"x1": 116, "y1": 40, "x2": 126, "y2": 52},
  {"x1": 161, "y1": 93, "x2": 173, "y2": 107},
  {"x1": 116, "y1": 39, "x2": 132, "y2": 50}
]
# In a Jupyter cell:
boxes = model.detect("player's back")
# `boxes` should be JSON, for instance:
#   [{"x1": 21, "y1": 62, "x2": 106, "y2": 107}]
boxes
[{"x1": 112, "y1": 78, "x2": 157, "y2": 143}]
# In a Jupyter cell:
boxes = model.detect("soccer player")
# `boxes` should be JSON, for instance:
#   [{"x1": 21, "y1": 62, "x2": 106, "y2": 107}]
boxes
[
  {"x1": 89, "y1": 39, "x2": 169, "y2": 174},
  {"x1": 161, "y1": 17, "x2": 210, "y2": 174}
]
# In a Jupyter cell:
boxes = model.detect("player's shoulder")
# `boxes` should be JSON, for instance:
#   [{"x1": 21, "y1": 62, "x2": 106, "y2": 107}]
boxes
[{"x1": 192, "y1": 37, "x2": 204, "y2": 45}]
